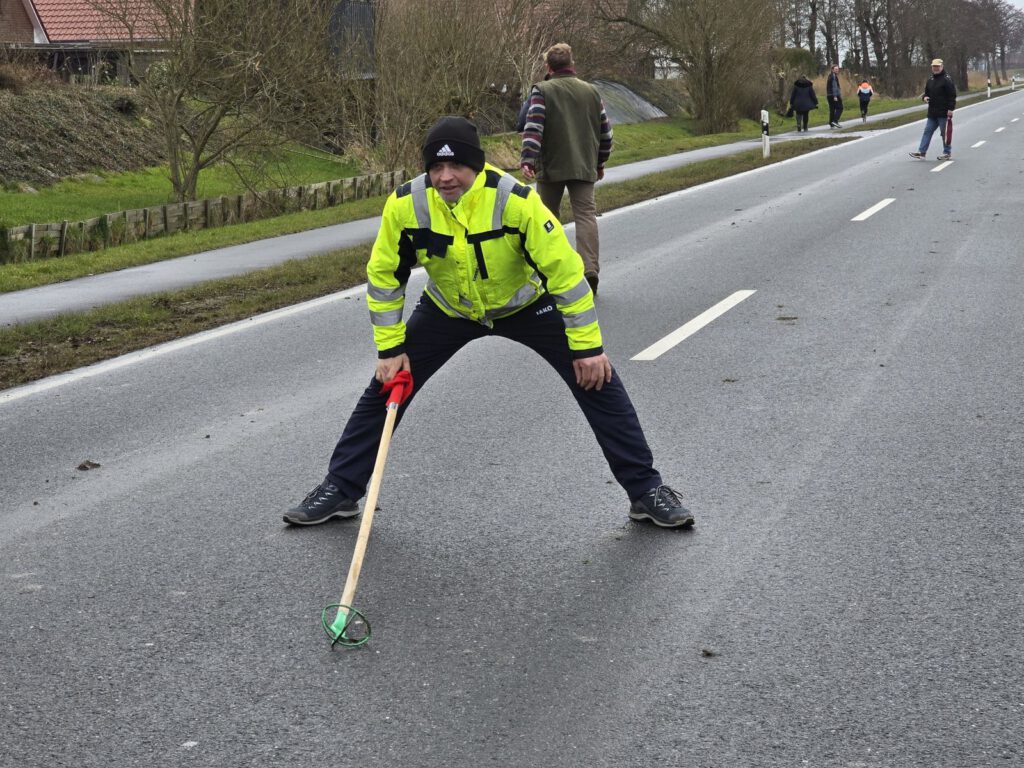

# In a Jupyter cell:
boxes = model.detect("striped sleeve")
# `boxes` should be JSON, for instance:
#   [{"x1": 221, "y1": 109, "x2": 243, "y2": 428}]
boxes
[
  {"x1": 519, "y1": 86, "x2": 545, "y2": 167},
  {"x1": 597, "y1": 101, "x2": 612, "y2": 169}
]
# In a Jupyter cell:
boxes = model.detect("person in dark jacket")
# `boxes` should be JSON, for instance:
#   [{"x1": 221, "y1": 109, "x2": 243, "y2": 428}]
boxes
[
  {"x1": 909, "y1": 58, "x2": 957, "y2": 160},
  {"x1": 826, "y1": 65, "x2": 844, "y2": 127},
  {"x1": 514, "y1": 98, "x2": 530, "y2": 132},
  {"x1": 789, "y1": 76, "x2": 818, "y2": 132},
  {"x1": 515, "y1": 74, "x2": 549, "y2": 132}
]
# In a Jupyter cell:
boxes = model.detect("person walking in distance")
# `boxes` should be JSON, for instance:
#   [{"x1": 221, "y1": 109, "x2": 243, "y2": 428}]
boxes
[
  {"x1": 857, "y1": 79, "x2": 874, "y2": 122},
  {"x1": 789, "y1": 75, "x2": 818, "y2": 132},
  {"x1": 826, "y1": 65, "x2": 844, "y2": 128},
  {"x1": 284, "y1": 116, "x2": 694, "y2": 530},
  {"x1": 520, "y1": 43, "x2": 612, "y2": 296},
  {"x1": 910, "y1": 58, "x2": 957, "y2": 161}
]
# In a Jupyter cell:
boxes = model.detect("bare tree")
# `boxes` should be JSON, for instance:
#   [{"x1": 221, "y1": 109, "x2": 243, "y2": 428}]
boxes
[
  {"x1": 778, "y1": 0, "x2": 810, "y2": 48},
  {"x1": 493, "y1": 0, "x2": 599, "y2": 99},
  {"x1": 493, "y1": 0, "x2": 645, "y2": 119},
  {"x1": 337, "y1": 0, "x2": 514, "y2": 172},
  {"x1": 495, "y1": 0, "x2": 553, "y2": 104},
  {"x1": 599, "y1": 0, "x2": 775, "y2": 133},
  {"x1": 92, "y1": 0, "x2": 341, "y2": 202}
]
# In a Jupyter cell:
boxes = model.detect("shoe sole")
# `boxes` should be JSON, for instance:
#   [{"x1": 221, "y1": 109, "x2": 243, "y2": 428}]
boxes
[
  {"x1": 909, "y1": 153, "x2": 926, "y2": 159},
  {"x1": 282, "y1": 507, "x2": 360, "y2": 526},
  {"x1": 628, "y1": 510, "x2": 695, "y2": 528}
]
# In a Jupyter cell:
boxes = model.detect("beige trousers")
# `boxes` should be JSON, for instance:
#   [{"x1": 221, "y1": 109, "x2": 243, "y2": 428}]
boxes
[{"x1": 536, "y1": 180, "x2": 599, "y2": 277}]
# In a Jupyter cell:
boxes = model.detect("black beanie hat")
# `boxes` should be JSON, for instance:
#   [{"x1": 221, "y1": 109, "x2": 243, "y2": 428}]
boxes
[{"x1": 422, "y1": 116, "x2": 485, "y2": 172}]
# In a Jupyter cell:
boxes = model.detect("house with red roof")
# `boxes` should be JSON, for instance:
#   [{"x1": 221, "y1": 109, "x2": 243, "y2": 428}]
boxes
[{"x1": 1, "y1": 0, "x2": 165, "y2": 82}]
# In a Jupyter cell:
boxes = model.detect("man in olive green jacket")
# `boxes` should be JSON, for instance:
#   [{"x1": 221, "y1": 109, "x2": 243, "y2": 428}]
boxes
[{"x1": 520, "y1": 43, "x2": 612, "y2": 296}]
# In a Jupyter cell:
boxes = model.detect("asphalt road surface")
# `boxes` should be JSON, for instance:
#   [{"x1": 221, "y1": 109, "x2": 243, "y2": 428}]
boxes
[{"x1": 3, "y1": 92, "x2": 1023, "y2": 767}]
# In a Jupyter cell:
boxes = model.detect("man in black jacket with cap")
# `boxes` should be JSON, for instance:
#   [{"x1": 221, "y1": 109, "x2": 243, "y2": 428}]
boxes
[{"x1": 910, "y1": 58, "x2": 957, "y2": 161}]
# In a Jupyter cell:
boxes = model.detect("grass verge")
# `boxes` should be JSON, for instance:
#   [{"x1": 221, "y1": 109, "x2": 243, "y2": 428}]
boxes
[
  {"x1": 0, "y1": 195, "x2": 388, "y2": 293},
  {"x1": 0, "y1": 146, "x2": 359, "y2": 225},
  {"x1": 0, "y1": 137, "x2": 850, "y2": 391}
]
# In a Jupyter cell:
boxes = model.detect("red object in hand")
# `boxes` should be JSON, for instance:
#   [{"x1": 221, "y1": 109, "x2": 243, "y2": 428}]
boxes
[{"x1": 380, "y1": 370, "x2": 414, "y2": 407}]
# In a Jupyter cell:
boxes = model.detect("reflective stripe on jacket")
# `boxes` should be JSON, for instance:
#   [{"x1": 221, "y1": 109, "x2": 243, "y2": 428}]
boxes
[{"x1": 366, "y1": 163, "x2": 601, "y2": 357}]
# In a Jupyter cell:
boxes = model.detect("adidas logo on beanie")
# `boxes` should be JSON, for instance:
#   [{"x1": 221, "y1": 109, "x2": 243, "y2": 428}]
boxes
[{"x1": 422, "y1": 117, "x2": 485, "y2": 172}]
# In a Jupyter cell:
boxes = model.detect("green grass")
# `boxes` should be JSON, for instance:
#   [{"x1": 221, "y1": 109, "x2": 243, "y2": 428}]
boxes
[
  {"x1": 0, "y1": 194, "x2": 387, "y2": 293},
  {"x1": 0, "y1": 146, "x2": 358, "y2": 226},
  {"x1": 607, "y1": 114, "x2": 808, "y2": 165},
  {"x1": 0, "y1": 137, "x2": 850, "y2": 390},
  {"x1": 0, "y1": 247, "x2": 371, "y2": 390}
]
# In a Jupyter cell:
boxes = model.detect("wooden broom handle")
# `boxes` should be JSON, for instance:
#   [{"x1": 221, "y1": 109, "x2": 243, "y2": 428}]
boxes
[{"x1": 338, "y1": 401, "x2": 400, "y2": 608}]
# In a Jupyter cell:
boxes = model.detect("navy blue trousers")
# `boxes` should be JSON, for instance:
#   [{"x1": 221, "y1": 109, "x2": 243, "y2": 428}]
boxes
[{"x1": 326, "y1": 294, "x2": 662, "y2": 502}]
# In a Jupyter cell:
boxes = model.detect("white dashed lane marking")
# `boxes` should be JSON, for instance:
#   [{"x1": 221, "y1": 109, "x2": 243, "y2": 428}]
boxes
[
  {"x1": 631, "y1": 291, "x2": 757, "y2": 361},
  {"x1": 852, "y1": 198, "x2": 895, "y2": 221}
]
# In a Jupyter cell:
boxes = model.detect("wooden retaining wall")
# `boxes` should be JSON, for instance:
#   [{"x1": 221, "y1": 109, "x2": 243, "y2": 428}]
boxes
[{"x1": 0, "y1": 170, "x2": 406, "y2": 264}]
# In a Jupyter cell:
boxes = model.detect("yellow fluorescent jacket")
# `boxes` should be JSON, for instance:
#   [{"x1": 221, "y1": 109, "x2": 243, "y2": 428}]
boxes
[{"x1": 366, "y1": 163, "x2": 602, "y2": 357}]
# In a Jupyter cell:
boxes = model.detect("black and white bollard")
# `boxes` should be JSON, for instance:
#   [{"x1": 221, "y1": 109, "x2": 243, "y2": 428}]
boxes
[{"x1": 761, "y1": 109, "x2": 770, "y2": 159}]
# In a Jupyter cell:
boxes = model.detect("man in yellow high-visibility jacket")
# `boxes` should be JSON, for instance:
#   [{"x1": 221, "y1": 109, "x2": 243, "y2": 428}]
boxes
[{"x1": 284, "y1": 116, "x2": 693, "y2": 528}]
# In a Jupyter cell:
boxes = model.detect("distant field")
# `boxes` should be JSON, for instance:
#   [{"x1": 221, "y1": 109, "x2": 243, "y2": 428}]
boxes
[{"x1": 0, "y1": 147, "x2": 359, "y2": 227}]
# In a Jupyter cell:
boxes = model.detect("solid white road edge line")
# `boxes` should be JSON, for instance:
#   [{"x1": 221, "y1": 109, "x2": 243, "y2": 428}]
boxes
[
  {"x1": 0, "y1": 281, "x2": 373, "y2": 406},
  {"x1": 931, "y1": 161, "x2": 953, "y2": 172},
  {"x1": 631, "y1": 290, "x2": 756, "y2": 361},
  {"x1": 851, "y1": 198, "x2": 896, "y2": 221}
]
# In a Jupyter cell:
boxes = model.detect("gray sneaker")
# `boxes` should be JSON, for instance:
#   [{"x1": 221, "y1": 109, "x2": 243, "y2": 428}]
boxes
[
  {"x1": 284, "y1": 482, "x2": 359, "y2": 525},
  {"x1": 936, "y1": 153, "x2": 951, "y2": 161},
  {"x1": 629, "y1": 485, "x2": 695, "y2": 528},
  {"x1": 909, "y1": 151, "x2": 926, "y2": 159}
]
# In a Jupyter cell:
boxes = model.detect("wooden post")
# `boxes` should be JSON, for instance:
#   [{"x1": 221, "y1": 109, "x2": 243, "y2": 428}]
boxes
[
  {"x1": 29, "y1": 224, "x2": 36, "y2": 260},
  {"x1": 59, "y1": 220, "x2": 69, "y2": 257}
]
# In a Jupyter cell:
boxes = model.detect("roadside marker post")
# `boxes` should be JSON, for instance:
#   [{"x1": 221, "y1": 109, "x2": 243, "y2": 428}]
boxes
[{"x1": 761, "y1": 109, "x2": 770, "y2": 159}]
